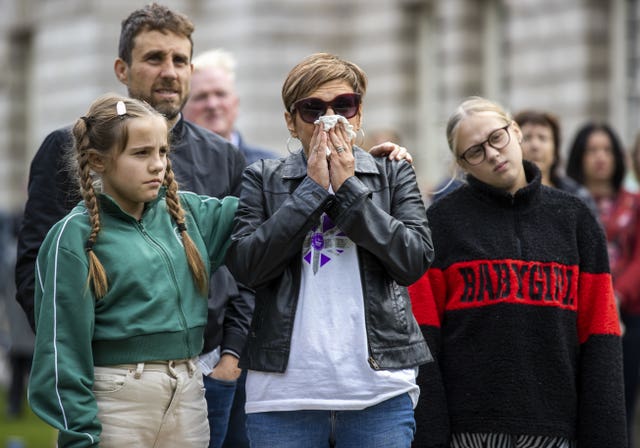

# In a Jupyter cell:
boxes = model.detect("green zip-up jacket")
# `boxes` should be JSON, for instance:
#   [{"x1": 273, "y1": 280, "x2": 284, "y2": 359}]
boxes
[{"x1": 28, "y1": 189, "x2": 238, "y2": 448}]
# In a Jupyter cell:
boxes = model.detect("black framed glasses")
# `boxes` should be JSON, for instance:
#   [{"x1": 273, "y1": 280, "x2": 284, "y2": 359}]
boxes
[
  {"x1": 458, "y1": 123, "x2": 512, "y2": 165},
  {"x1": 291, "y1": 93, "x2": 361, "y2": 124}
]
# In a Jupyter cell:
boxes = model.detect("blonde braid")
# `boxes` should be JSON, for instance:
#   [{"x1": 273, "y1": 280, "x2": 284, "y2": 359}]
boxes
[
  {"x1": 75, "y1": 129, "x2": 108, "y2": 298},
  {"x1": 71, "y1": 93, "x2": 171, "y2": 298},
  {"x1": 164, "y1": 158, "x2": 208, "y2": 295}
]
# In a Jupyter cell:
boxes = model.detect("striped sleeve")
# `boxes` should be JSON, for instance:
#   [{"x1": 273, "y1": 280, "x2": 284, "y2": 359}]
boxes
[{"x1": 28, "y1": 215, "x2": 101, "y2": 447}]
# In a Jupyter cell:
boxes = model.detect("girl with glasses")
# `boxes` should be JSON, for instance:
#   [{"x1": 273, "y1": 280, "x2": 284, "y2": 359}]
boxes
[
  {"x1": 225, "y1": 52, "x2": 434, "y2": 447},
  {"x1": 409, "y1": 96, "x2": 626, "y2": 447}
]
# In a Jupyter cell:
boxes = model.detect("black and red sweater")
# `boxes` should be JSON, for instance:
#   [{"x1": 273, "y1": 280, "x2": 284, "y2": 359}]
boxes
[{"x1": 409, "y1": 161, "x2": 625, "y2": 447}]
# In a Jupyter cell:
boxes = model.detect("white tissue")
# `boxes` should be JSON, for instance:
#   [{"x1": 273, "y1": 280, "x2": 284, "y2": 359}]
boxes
[{"x1": 314, "y1": 115, "x2": 357, "y2": 140}]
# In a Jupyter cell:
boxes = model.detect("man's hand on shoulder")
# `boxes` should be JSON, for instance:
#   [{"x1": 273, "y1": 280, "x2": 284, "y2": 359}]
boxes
[{"x1": 368, "y1": 141, "x2": 413, "y2": 164}]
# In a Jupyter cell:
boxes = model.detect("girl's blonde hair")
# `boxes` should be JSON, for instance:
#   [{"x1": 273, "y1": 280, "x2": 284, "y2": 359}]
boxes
[
  {"x1": 72, "y1": 93, "x2": 208, "y2": 298},
  {"x1": 446, "y1": 96, "x2": 512, "y2": 154}
]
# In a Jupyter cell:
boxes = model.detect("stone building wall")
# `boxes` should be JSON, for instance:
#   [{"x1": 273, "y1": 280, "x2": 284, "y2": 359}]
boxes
[{"x1": 0, "y1": 0, "x2": 638, "y2": 212}]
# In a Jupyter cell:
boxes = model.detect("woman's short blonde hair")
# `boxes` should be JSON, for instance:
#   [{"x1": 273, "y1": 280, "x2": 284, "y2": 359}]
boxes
[{"x1": 282, "y1": 53, "x2": 367, "y2": 113}]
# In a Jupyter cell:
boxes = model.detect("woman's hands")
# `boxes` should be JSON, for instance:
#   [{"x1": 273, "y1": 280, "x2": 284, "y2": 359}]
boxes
[
  {"x1": 307, "y1": 122, "x2": 355, "y2": 191},
  {"x1": 307, "y1": 124, "x2": 331, "y2": 189}
]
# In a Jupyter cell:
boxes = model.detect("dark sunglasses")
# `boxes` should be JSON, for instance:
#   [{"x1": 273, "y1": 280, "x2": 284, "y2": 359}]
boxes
[{"x1": 291, "y1": 93, "x2": 361, "y2": 124}]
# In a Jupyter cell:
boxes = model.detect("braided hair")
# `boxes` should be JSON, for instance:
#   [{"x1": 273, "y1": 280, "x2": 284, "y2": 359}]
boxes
[
  {"x1": 163, "y1": 155, "x2": 208, "y2": 294},
  {"x1": 72, "y1": 93, "x2": 207, "y2": 298}
]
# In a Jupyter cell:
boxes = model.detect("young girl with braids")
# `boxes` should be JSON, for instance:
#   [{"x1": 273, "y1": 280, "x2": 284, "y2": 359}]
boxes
[{"x1": 28, "y1": 93, "x2": 238, "y2": 448}]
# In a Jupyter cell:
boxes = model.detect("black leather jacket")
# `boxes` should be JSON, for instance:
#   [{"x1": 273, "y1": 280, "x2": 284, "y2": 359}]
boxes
[
  {"x1": 15, "y1": 116, "x2": 252, "y2": 357},
  {"x1": 226, "y1": 147, "x2": 434, "y2": 372}
]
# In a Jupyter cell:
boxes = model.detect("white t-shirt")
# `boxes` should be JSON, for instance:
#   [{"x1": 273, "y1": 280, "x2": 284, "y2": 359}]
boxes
[{"x1": 245, "y1": 212, "x2": 419, "y2": 413}]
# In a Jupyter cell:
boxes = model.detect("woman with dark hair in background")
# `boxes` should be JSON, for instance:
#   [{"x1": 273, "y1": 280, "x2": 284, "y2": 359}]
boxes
[
  {"x1": 567, "y1": 123, "x2": 640, "y2": 447},
  {"x1": 514, "y1": 110, "x2": 596, "y2": 214}
]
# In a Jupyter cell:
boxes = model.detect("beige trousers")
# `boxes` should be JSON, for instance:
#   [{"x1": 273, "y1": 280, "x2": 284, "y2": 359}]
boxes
[{"x1": 93, "y1": 358, "x2": 209, "y2": 448}]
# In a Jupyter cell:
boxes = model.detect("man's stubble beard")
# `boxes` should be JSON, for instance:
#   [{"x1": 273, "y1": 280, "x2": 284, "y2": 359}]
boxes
[{"x1": 128, "y1": 88, "x2": 188, "y2": 121}]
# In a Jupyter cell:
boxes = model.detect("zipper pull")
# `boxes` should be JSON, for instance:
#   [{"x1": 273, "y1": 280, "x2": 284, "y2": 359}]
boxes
[{"x1": 368, "y1": 356, "x2": 380, "y2": 370}]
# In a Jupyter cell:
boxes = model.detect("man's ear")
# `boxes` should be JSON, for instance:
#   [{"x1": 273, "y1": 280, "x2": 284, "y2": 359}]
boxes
[{"x1": 114, "y1": 58, "x2": 128, "y2": 86}]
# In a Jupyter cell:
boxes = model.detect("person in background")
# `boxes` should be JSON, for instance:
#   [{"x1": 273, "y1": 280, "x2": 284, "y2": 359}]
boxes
[
  {"x1": 410, "y1": 96, "x2": 626, "y2": 447},
  {"x1": 28, "y1": 93, "x2": 238, "y2": 447},
  {"x1": 1, "y1": 210, "x2": 33, "y2": 419},
  {"x1": 566, "y1": 122, "x2": 640, "y2": 447},
  {"x1": 225, "y1": 52, "x2": 434, "y2": 447},
  {"x1": 627, "y1": 132, "x2": 640, "y2": 193},
  {"x1": 183, "y1": 48, "x2": 278, "y2": 166},
  {"x1": 429, "y1": 170, "x2": 464, "y2": 204},
  {"x1": 514, "y1": 109, "x2": 597, "y2": 215},
  {"x1": 14, "y1": 5, "x2": 251, "y2": 447}
]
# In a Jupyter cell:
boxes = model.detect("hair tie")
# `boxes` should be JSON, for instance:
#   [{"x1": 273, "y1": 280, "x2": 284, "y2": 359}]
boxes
[
  {"x1": 116, "y1": 100, "x2": 127, "y2": 118},
  {"x1": 177, "y1": 223, "x2": 187, "y2": 233},
  {"x1": 85, "y1": 240, "x2": 94, "y2": 252},
  {"x1": 80, "y1": 116, "x2": 92, "y2": 129}
]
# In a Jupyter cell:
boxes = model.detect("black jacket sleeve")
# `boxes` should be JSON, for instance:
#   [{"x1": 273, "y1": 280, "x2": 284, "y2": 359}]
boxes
[
  {"x1": 225, "y1": 171, "x2": 332, "y2": 288},
  {"x1": 216, "y1": 141, "x2": 253, "y2": 357},
  {"x1": 15, "y1": 128, "x2": 77, "y2": 331},
  {"x1": 325, "y1": 161, "x2": 433, "y2": 286},
  {"x1": 203, "y1": 266, "x2": 255, "y2": 357}
]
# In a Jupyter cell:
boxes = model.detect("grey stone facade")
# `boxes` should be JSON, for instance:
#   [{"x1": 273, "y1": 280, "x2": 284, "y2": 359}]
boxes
[{"x1": 1, "y1": 0, "x2": 639, "y2": 211}]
